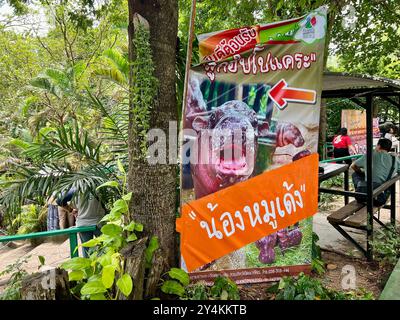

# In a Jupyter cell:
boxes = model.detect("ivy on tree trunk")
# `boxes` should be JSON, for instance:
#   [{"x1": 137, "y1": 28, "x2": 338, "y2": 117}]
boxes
[{"x1": 127, "y1": 0, "x2": 179, "y2": 296}]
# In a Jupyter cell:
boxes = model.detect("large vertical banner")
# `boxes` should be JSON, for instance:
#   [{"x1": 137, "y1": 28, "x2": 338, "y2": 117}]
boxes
[{"x1": 177, "y1": 7, "x2": 327, "y2": 283}]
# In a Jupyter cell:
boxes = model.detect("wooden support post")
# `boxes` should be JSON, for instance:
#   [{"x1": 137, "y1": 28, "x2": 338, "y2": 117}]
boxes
[
  {"x1": 344, "y1": 170, "x2": 349, "y2": 205},
  {"x1": 179, "y1": 0, "x2": 197, "y2": 206},
  {"x1": 381, "y1": 96, "x2": 400, "y2": 109},
  {"x1": 350, "y1": 97, "x2": 367, "y2": 108}
]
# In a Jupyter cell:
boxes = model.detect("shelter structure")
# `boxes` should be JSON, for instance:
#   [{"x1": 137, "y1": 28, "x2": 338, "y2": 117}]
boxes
[{"x1": 320, "y1": 72, "x2": 400, "y2": 260}]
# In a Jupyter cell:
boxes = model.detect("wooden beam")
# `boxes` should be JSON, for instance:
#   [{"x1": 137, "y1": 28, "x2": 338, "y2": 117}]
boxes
[
  {"x1": 322, "y1": 87, "x2": 400, "y2": 99},
  {"x1": 350, "y1": 97, "x2": 367, "y2": 108},
  {"x1": 380, "y1": 96, "x2": 400, "y2": 109}
]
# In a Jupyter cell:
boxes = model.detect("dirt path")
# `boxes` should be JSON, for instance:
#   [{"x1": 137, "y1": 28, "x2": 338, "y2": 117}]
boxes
[
  {"x1": 316, "y1": 251, "x2": 392, "y2": 298},
  {"x1": 0, "y1": 237, "x2": 71, "y2": 293}
]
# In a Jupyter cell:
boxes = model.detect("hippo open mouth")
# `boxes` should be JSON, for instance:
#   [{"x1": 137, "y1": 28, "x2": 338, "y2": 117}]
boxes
[{"x1": 215, "y1": 143, "x2": 251, "y2": 176}]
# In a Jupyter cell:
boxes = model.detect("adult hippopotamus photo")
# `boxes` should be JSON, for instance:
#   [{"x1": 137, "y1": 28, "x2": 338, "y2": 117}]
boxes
[{"x1": 184, "y1": 77, "x2": 307, "y2": 199}]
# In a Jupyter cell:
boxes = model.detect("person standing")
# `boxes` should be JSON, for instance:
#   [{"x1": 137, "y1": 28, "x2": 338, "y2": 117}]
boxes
[
  {"x1": 384, "y1": 127, "x2": 395, "y2": 140},
  {"x1": 71, "y1": 192, "x2": 105, "y2": 258},
  {"x1": 56, "y1": 189, "x2": 76, "y2": 229},
  {"x1": 332, "y1": 127, "x2": 356, "y2": 166},
  {"x1": 46, "y1": 193, "x2": 59, "y2": 231}
]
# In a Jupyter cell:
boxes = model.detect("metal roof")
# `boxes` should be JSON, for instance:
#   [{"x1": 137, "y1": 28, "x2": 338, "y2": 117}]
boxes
[
  {"x1": 322, "y1": 72, "x2": 400, "y2": 100},
  {"x1": 323, "y1": 72, "x2": 400, "y2": 91}
]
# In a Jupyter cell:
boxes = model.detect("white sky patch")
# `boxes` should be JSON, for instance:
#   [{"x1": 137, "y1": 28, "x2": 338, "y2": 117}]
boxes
[{"x1": 0, "y1": 2, "x2": 50, "y2": 36}]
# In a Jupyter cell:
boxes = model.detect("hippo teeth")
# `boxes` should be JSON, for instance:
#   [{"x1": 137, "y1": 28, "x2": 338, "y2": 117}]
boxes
[
  {"x1": 217, "y1": 156, "x2": 248, "y2": 174},
  {"x1": 221, "y1": 158, "x2": 246, "y2": 169},
  {"x1": 217, "y1": 145, "x2": 247, "y2": 169}
]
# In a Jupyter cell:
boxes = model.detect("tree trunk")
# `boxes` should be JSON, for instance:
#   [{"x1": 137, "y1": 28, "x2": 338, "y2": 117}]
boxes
[
  {"x1": 20, "y1": 268, "x2": 71, "y2": 300},
  {"x1": 118, "y1": 237, "x2": 148, "y2": 300},
  {"x1": 127, "y1": 0, "x2": 178, "y2": 297}
]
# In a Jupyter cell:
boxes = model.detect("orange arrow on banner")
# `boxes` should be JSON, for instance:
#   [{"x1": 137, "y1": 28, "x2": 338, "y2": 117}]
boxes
[
  {"x1": 268, "y1": 79, "x2": 316, "y2": 110},
  {"x1": 176, "y1": 153, "x2": 319, "y2": 272}
]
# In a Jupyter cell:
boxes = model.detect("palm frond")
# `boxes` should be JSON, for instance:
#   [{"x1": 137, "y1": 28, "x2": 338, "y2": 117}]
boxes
[
  {"x1": 0, "y1": 164, "x2": 62, "y2": 212},
  {"x1": 29, "y1": 76, "x2": 61, "y2": 98},
  {"x1": 9, "y1": 139, "x2": 31, "y2": 150},
  {"x1": 23, "y1": 122, "x2": 102, "y2": 164},
  {"x1": 103, "y1": 48, "x2": 129, "y2": 78},
  {"x1": 0, "y1": 162, "x2": 118, "y2": 217},
  {"x1": 94, "y1": 68, "x2": 127, "y2": 86},
  {"x1": 86, "y1": 89, "x2": 128, "y2": 155},
  {"x1": 44, "y1": 68, "x2": 71, "y2": 92}
]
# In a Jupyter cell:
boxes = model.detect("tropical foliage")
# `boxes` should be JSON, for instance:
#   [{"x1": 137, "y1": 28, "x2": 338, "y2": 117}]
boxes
[{"x1": 60, "y1": 167, "x2": 144, "y2": 300}]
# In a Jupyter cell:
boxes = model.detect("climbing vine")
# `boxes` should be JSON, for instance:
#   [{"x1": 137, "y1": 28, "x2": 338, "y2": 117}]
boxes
[{"x1": 131, "y1": 23, "x2": 159, "y2": 159}]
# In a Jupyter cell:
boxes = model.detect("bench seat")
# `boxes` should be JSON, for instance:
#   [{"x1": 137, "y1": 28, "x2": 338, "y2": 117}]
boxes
[
  {"x1": 327, "y1": 200, "x2": 365, "y2": 223},
  {"x1": 327, "y1": 200, "x2": 381, "y2": 228}
]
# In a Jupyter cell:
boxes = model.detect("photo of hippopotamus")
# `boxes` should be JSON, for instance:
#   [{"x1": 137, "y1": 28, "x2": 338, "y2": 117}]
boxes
[
  {"x1": 189, "y1": 99, "x2": 267, "y2": 199},
  {"x1": 256, "y1": 224, "x2": 303, "y2": 264},
  {"x1": 183, "y1": 76, "x2": 309, "y2": 271},
  {"x1": 184, "y1": 77, "x2": 308, "y2": 199}
]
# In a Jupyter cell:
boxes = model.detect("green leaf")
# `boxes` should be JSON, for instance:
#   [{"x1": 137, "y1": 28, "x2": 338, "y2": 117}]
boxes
[
  {"x1": 9, "y1": 139, "x2": 31, "y2": 150},
  {"x1": 101, "y1": 224, "x2": 123, "y2": 236},
  {"x1": 96, "y1": 181, "x2": 119, "y2": 190},
  {"x1": 117, "y1": 159, "x2": 125, "y2": 174},
  {"x1": 61, "y1": 257, "x2": 91, "y2": 271},
  {"x1": 110, "y1": 199, "x2": 128, "y2": 214},
  {"x1": 220, "y1": 290, "x2": 229, "y2": 300},
  {"x1": 90, "y1": 293, "x2": 107, "y2": 300},
  {"x1": 88, "y1": 274, "x2": 102, "y2": 283},
  {"x1": 111, "y1": 253, "x2": 122, "y2": 271},
  {"x1": 161, "y1": 280, "x2": 185, "y2": 297},
  {"x1": 134, "y1": 223, "x2": 143, "y2": 232},
  {"x1": 38, "y1": 256, "x2": 45, "y2": 266},
  {"x1": 82, "y1": 238, "x2": 101, "y2": 247},
  {"x1": 124, "y1": 221, "x2": 136, "y2": 232},
  {"x1": 81, "y1": 281, "x2": 107, "y2": 295},
  {"x1": 98, "y1": 252, "x2": 113, "y2": 267},
  {"x1": 38, "y1": 127, "x2": 56, "y2": 139},
  {"x1": 168, "y1": 268, "x2": 190, "y2": 287},
  {"x1": 116, "y1": 274, "x2": 133, "y2": 297},
  {"x1": 145, "y1": 236, "x2": 159, "y2": 268},
  {"x1": 100, "y1": 212, "x2": 122, "y2": 222},
  {"x1": 122, "y1": 192, "x2": 132, "y2": 201},
  {"x1": 126, "y1": 233, "x2": 137, "y2": 242},
  {"x1": 102, "y1": 265, "x2": 115, "y2": 289},
  {"x1": 69, "y1": 270, "x2": 84, "y2": 282}
]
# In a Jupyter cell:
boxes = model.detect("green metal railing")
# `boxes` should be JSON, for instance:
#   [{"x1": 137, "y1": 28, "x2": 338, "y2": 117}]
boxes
[
  {"x1": 0, "y1": 225, "x2": 96, "y2": 258},
  {"x1": 380, "y1": 257, "x2": 400, "y2": 300},
  {"x1": 320, "y1": 154, "x2": 363, "y2": 163}
]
